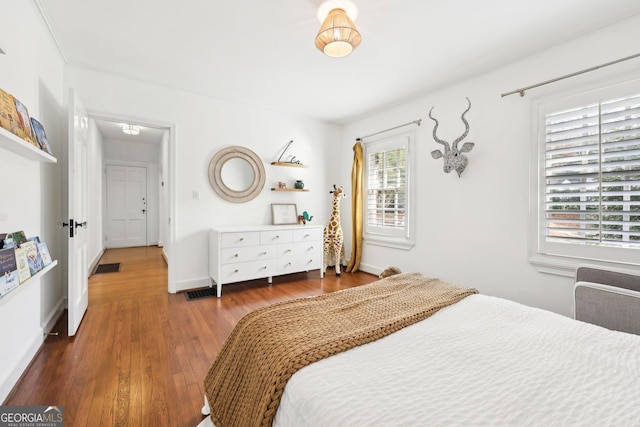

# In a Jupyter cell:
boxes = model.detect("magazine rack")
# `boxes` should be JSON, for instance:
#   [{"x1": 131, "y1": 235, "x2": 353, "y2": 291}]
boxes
[
  {"x1": 0, "y1": 126, "x2": 56, "y2": 162},
  {"x1": 0, "y1": 126, "x2": 58, "y2": 303}
]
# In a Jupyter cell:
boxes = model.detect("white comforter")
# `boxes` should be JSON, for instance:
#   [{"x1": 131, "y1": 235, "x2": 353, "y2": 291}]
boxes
[{"x1": 272, "y1": 294, "x2": 640, "y2": 426}]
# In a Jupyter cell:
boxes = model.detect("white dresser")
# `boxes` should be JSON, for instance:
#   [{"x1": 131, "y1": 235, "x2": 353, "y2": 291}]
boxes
[{"x1": 209, "y1": 225, "x2": 324, "y2": 296}]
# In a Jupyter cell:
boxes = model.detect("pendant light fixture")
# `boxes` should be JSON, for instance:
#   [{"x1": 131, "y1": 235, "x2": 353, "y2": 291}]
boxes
[{"x1": 315, "y1": 1, "x2": 361, "y2": 58}]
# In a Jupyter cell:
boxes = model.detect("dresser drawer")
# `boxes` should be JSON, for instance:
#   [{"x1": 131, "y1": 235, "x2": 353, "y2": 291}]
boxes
[
  {"x1": 292, "y1": 227, "x2": 323, "y2": 242},
  {"x1": 220, "y1": 231, "x2": 260, "y2": 248},
  {"x1": 276, "y1": 242, "x2": 320, "y2": 258},
  {"x1": 276, "y1": 255, "x2": 322, "y2": 274},
  {"x1": 260, "y1": 229, "x2": 293, "y2": 245},
  {"x1": 220, "y1": 245, "x2": 275, "y2": 264},
  {"x1": 221, "y1": 260, "x2": 275, "y2": 284}
]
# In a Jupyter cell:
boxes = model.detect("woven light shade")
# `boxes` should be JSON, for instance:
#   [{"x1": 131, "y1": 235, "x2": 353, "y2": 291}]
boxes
[{"x1": 315, "y1": 8, "x2": 361, "y2": 58}]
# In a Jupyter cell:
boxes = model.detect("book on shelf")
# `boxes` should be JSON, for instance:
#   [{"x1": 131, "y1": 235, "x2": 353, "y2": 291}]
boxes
[
  {"x1": 37, "y1": 242, "x2": 52, "y2": 267},
  {"x1": 14, "y1": 246, "x2": 31, "y2": 284},
  {"x1": 12, "y1": 97, "x2": 37, "y2": 147},
  {"x1": 0, "y1": 88, "x2": 23, "y2": 139},
  {"x1": 11, "y1": 230, "x2": 27, "y2": 246},
  {"x1": 21, "y1": 240, "x2": 43, "y2": 275},
  {"x1": 0, "y1": 247, "x2": 19, "y2": 297},
  {"x1": 30, "y1": 117, "x2": 53, "y2": 156}
]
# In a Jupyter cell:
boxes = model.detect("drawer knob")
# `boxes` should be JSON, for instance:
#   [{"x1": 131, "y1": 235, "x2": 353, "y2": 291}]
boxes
[
  {"x1": 234, "y1": 269, "x2": 239, "y2": 273},
  {"x1": 305, "y1": 234, "x2": 310, "y2": 237},
  {"x1": 261, "y1": 266, "x2": 267, "y2": 270},
  {"x1": 275, "y1": 235, "x2": 280, "y2": 239},
  {"x1": 239, "y1": 237, "x2": 244, "y2": 241},
  {"x1": 234, "y1": 253, "x2": 239, "y2": 257},
  {"x1": 285, "y1": 249, "x2": 292, "y2": 253},
  {"x1": 260, "y1": 251, "x2": 267, "y2": 255},
  {"x1": 286, "y1": 262, "x2": 292, "y2": 266},
  {"x1": 309, "y1": 246, "x2": 314, "y2": 250}
]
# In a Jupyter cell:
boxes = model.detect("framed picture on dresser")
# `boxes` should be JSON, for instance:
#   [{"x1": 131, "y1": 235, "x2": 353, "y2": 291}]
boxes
[{"x1": 271, "y1": 203, "x2": 298, "y2": 225}]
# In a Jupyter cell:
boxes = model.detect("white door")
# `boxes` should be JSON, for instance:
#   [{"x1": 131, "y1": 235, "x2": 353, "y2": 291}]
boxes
[
  {"x1": 67, "y1": 89, "x2": 89, "y2": 337},
  {"x1": 106, "y1": 165, "x2": 147, "y2": 248}
]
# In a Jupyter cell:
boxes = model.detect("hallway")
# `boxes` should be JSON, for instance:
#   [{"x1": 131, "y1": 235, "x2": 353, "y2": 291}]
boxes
[{"x1": 89, "y1": 246, "x2": 168, "y2": 305}]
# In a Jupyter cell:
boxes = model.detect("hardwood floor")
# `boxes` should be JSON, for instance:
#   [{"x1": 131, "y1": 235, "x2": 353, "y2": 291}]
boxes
[{"x1": 4, "y1": 246, "x2": 378, "y2": 426}]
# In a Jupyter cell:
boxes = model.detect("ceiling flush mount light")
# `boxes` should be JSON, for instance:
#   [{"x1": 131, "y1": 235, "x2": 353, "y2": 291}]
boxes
[
  {"x1": 122, "y1": 124, "x2": 140, "y2": 135},
  {"x1": 315, "y1": 1, "x2": 361, "y2": 58}
]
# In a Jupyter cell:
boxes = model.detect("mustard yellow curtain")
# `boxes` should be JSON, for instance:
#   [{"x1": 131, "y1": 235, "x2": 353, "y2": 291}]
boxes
[{"x1": 346, "y1": 141, "x2": 363, "y2": 273}]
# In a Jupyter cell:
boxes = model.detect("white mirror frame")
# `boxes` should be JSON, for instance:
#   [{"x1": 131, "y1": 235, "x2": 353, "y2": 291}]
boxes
[{"x1": 208, "y1": 146, "x2": 265, "y2": 203}]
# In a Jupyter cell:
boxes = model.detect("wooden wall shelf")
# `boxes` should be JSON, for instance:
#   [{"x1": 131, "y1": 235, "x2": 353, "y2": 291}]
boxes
[
  {"x1": 0, "y1": 127, "x2": 57, "y2": 163},
  {"x1": 271, "y1": 162, "x2": 309, "y2": 168},
  {"x1": 271, "y1": 188, "x2": 310, "y2": 192}
]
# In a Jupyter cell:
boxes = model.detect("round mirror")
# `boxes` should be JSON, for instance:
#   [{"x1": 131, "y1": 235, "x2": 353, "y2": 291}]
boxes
[
  {"x1": 208, "y1": 146, "x2": 265, "y2": 203},
  {"x1": 221, "y1": 157, "x2": 254, "y2": 192}
]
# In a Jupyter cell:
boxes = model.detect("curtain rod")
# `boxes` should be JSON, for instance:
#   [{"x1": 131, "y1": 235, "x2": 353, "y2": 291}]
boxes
[
  {"x1": 357, "y1": 119, "x2": 422, "y2": 141},
  {"x1": 501, "y1": 52, "x2": 640, "y2": 98}
]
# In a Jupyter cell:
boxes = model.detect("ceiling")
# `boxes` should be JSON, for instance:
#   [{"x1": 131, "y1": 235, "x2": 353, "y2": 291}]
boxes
[
  {"x1": 36, "y1": 0, "x2": 640, "y2": 124},
  {"x1": 93, "y1": 120, "x2": 166, "y2": 145}
]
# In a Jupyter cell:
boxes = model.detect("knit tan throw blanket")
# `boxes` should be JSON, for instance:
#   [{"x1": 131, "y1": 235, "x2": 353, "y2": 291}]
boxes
[{"x1": 203, "y1": 272, "x2": 478, "y2": 427}]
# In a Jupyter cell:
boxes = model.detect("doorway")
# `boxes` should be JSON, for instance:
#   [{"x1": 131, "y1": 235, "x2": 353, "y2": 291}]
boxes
[{"x1": 88, "y1": 114, "x2": 174, "y2": 293}]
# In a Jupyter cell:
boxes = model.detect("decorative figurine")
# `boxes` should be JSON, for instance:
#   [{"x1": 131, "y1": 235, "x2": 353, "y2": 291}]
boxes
[
  {"x1": 429, "y1": 97, "x2": 475, "y2": 177},
  {"x1": 323, "y1": 185, "x2": 346, "y2": 276}
]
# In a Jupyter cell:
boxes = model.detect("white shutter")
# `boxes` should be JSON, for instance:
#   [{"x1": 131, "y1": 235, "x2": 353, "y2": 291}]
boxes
[
  {"x1": 544, "y1": 94, "x2": 640, "y2": 248},
  {"x1": 366, "y1": 145, "x2": 406, "y2": 230}
]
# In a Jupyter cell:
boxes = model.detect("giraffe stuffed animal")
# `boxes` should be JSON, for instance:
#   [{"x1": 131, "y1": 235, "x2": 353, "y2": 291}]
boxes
[{"x1": 324, "y1": 185, "x2": 347, "y2": 275}]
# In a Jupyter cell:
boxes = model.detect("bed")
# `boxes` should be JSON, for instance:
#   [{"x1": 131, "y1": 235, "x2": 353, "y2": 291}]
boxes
[{"x1": 198, "y1": 266, "x2": 640, "y2": 427}]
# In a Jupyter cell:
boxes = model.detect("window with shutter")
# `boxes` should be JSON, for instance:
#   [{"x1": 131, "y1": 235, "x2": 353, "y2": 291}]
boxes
[
  {"x1": 531, "y1": 79, "x2": 640, "y2": 274},
  {"x1": 363, "y1": 131, "x2": 415, "y2": 249},
  {"x1": 545, "y1": 95, "x2": 640, "y2": 247}
]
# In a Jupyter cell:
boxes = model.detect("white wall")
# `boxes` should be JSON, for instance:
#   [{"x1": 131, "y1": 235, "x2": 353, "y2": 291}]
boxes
[
  {"x1": 0, "y1": 0, "x2": 65, "y2": 402},
  {"x1": 65, "y1": 66, "x2": 342, "y2": 292},
  {"x1": 340, "y1": 14, "x2": 640, "y2": 317}
]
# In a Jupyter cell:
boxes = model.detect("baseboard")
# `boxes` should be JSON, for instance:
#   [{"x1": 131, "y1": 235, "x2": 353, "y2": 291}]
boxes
[
  {"x1": 0, "y1": 332, "x2": 43, "y2": 404},
  {"x1": 88, "y1": 248, "x2": 106, "y2": 276},
  {"x1": 0, "y1": 295, "x2": 67, "y2": 404},
  {"x1": 174, "y1": 276, "x2": 211, "y2": 293},
  {"x1": 357, "y1": 262, "x2": 382, "y2": 276},
  {"x1": 42, "y1": 297, "x2": 65, "y2": 335},
  {"x1": 161, "y1": 248, "x2": 168, "y2": 266}
]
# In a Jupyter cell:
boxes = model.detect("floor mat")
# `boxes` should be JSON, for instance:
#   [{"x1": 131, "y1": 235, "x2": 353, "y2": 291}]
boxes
[
  {"x1": 185, "y1": 287, "x2": 217, "y2": 301},
  {"x1": 94, "y1": 263, "x2": 120, "y2": 274}
]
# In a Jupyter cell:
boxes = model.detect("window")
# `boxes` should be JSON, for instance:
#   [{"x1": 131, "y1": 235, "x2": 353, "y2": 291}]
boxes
[
  {"x1": 531, "y1": 80, "x2": 640, "y2": 274},
  {"x1": 363, "y1": 131, "x2": 415, "y2": 249}
]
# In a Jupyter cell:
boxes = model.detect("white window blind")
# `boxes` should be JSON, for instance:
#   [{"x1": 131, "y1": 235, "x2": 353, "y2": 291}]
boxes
[
  {"x1": 366, "y1": 145, "x2": 406, "y2": 230},
  {"x1": 363, "y1": 131, "x2": 414, "y2": 249},
  {"x1": 544, "y1": 93, "x2": 640, "y2": 248}
]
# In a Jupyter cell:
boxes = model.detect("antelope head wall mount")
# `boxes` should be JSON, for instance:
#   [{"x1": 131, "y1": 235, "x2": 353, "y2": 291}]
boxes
[{"x1": 429, "y1": 97, "x2": 475, "y2": 177}]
